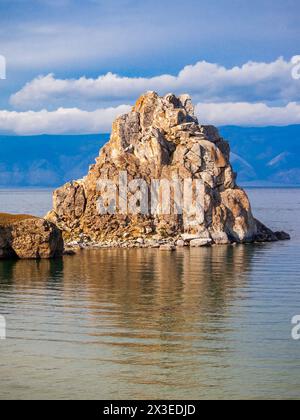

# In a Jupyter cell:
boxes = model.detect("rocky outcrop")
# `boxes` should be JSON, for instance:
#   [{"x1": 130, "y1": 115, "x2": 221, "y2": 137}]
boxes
[
  {"x1": 46, "y1": 92, "x2": 290, "y2": 248},
  {"x1": 0, "y1": 214, "x2": 64, "y2": 259}
]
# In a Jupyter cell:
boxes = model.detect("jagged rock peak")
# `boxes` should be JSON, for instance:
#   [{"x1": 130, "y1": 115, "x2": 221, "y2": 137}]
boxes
[{"x1": 46, "y1": 92, "x2": 290, "y2": 248}]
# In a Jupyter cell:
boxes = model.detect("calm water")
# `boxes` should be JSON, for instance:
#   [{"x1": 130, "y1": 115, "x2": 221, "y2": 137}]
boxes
[{"x1": 0, "y1": 188, "x2": 300, "y2": 400}]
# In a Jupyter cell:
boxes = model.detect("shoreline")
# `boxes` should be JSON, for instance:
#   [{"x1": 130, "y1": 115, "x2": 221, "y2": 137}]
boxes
[{"x1": 65, "y1": 233, "x2": 290, "y2": 252}]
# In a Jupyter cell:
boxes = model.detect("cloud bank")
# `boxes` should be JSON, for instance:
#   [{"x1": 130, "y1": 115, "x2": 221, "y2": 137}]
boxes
[
  {"x1": 1, "y1": 102, "x2": 300, "y2": 135},
  {"x1": 2, "y1": 57, "x2": 300, "y2": 133},
  {"x1": 10, "y1": 58, "x2": 299, "y2": 110},
  {"x1": 196, "y1": 102, "x2": 300, "y2": 126},
  {"x1": 0, "y1": 105, "x2": 130, "y2": 135}
]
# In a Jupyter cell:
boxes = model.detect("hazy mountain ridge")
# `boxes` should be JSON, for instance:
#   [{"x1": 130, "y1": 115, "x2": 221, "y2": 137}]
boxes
[
  {"x1": 0, "y1": 134, "x2": 109, "y2": 187},
  {"x1": 221, "y1": 125, "x2": 300, "y2": 185},
  {"x1": 0, "y1": 126, "x2": 299, "y2": 187}
]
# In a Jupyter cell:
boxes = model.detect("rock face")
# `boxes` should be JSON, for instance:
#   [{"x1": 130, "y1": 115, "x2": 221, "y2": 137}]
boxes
[
  {"x1": 46, "y1": 92, "x2": 290, "y2": 247},
  {"x1": 0, "y1": 214, "x2": 64, "y2": 259}
]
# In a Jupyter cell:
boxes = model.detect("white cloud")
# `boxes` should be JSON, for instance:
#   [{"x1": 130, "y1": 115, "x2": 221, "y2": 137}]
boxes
[
  {"x1": 196, "y1": 102, "x2": 300, "y2": 126},
  {"x1": 1, "y1": 101, "x2": 300, "y2": 135},
  {"x1": 0, "y1": 105, "x2": 130, "y2": 135},
  {"x1": 10, "y1": 57, "x2": 300, "y2": 110}
]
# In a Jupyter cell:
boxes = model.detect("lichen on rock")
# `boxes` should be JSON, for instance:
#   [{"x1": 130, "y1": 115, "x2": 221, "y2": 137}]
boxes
[{"x1": 46, "y1": 91, "x2": 290, "y2": 248}]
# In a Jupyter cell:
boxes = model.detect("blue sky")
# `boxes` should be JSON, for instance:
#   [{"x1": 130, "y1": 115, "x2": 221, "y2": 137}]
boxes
[{"x1": 0, "y1": 0, "x2": 300, "y2": 133}]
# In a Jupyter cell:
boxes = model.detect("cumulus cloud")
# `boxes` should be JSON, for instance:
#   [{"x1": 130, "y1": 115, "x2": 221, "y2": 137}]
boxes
[
  {"x1": 1, "y1": 101, "x2": 300, "y2": 135},
  {"x1": 0, "y1": 105, "x2": 130, "y2": 135},
  {"x1": 196, "y1": 102, "x2": 300, "y2": 126},
  {"x1": 4, "y1": 56, "x2": 300, "y2": 133},
  {"x1": 10, "y1": 58, "x2": 300, "y2": 110}
]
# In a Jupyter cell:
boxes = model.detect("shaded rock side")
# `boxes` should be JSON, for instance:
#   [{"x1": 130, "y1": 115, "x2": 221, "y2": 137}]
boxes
[
  {"x1": 0, "y1": 213, "x2": 64, "y2": 259},
  {"x1": 46, "y1": 92, "x2": 290, "y2": 246}
]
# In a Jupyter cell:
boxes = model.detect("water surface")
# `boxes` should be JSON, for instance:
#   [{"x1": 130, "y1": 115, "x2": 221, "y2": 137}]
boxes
[{"x1": 0, "y1": 188, "x2": 300, "y2": 399}]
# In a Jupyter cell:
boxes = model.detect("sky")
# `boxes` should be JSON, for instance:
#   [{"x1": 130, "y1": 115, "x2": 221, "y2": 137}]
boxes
[{"x1": 0, "y1": 0, "x2": 300, "y2": 134}]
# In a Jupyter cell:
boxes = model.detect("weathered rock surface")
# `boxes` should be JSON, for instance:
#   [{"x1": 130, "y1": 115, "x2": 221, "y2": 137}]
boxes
[
  {"x1": 46, "y1": 92, "x2": 290, "y2": 247},
  {"x1": 0, "y1": 213, "x2": 64, "y2": 259}
]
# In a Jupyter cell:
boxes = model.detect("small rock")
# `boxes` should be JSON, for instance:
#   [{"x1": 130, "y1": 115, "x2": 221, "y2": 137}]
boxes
[
  {"x1": 63, "y1": 249, "x2": 76, "y2": 256},
  {"x1": 67, "y1": 241, "x2": 79, "y2": 247},
  {"x1": 136, "y1": 238, "x2": 144, "y2": 244},
  {"x1": 176, "y1": 239, "x2": 185, "y2": 247},
  {"x1": 181, "y1": 234, "x2": 201, "y2": 242},
  {"x1": 211, "y1": 231, "x2": 230, "y2": 245},
  {"x1": 160, "y1": 244, "x2": 176, "y2": 251},
  {"x1": 190, "y1": 238, "x2": 212, "y2": 247},
  {"x1": 274, "y1": 231, "x2": 290, "y2": 241},
  {"x1": 147, "y1": 240, "x2": 160, "y2": 248}
]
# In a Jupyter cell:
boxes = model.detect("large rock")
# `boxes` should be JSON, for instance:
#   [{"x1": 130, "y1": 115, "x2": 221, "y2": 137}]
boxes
[
  {"x1": 0, "y1": 214, "x2": 64, "y2": 259},
  {"x1": 46, "y1": 92, "x2": 289, "y2": 246}
]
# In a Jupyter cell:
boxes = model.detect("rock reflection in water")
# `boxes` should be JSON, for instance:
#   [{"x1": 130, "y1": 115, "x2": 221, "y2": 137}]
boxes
[{"x1": 0, "y1": 245, "x2": 256, "y2": 399}]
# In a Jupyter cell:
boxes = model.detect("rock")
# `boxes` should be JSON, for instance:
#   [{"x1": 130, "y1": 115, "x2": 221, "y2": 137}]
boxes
[
  {"x1": 160, "y1": 244, "x2": 176, "y2": 251},
  {"x1": 0, "y1": 213, "x2": 64, "y2": 259},
  {"x1": 176, "y1": 239, "x2": 185, "y2": 247},
  {"x1": 190, "y1": 238, "x2": 212, "y2": 247},
  {"x1": 181, "y1": 234, "x2": 202, "y2": 242},
  {"x1": 67, "y1": 241, "x2": 80, "y2": 247},
  {"x1": 181, "y1": 231, "x2": 211, "y2": 242},
  {"x1": 146, "y1": 239, "x2": 160, "y2": 248},
  {"x1": 145, "y1": 227, "x2": 153, "y2": 234},
  {"x1": 210, "y1": 231, "x2": 230, "y2": 245},
  {"x1": 274, "y1": 231, "x2": 291, "y2": 241},
  {"x1": 64, "y1": 249, "x2": 76, "y2": 256},
  {"x1": 254, "y1": 219, "x2": 278, "y2": 242},
  {"x1": 46, "y1": 92, "x2": 289, "y2": 246}
]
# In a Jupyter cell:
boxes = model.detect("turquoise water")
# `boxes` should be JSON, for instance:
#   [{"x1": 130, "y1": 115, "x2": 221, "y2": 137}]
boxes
[{"x1": 0, "y1": 188, "x2": 300, "y2": 400}]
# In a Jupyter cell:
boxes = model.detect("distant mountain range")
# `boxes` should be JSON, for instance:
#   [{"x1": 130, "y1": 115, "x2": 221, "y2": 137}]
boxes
[
  {"x1": 0, "y1": 125, "x2": 299, "y2": 187},
  {"x1": 0, "y1": 134, "x2": 109, "y2": 188},
  {"x1": 221, "y1": 125, "x2": 300, "y2": 186}
]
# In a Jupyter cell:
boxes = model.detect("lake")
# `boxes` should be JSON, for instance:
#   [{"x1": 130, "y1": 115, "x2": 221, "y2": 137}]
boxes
[{"x1": 0, "y1": 188, "x2": 300, "y2": 399}]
